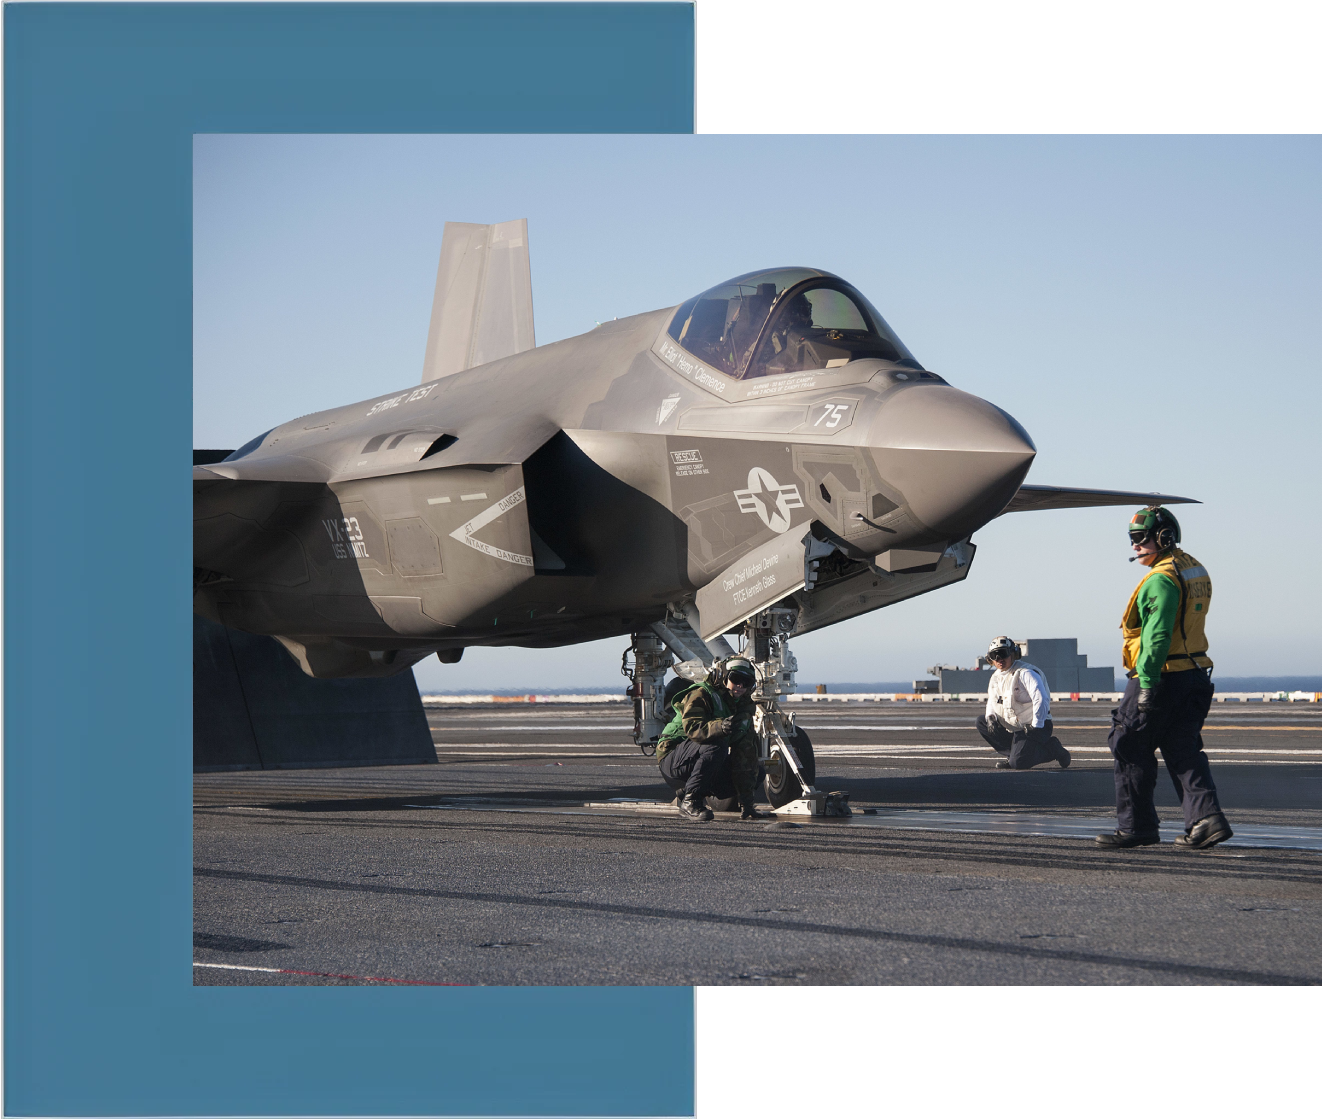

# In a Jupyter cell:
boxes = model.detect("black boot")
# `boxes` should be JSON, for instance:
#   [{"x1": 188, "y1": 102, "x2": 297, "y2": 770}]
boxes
[
  {"x1": 1050, "y1": 737, "x2": 1071, "y2": 768},
  {"x1": 1094, "y1": 829, "x2": 1161, "y2": 848},
  {"x1": 677, "y1": 795, "x2": 713, "y2": 822},
  {"x1": 1174, "y1": 812, "x2": 1233, "y2": 850},
  {"x1": 740, "y1": 801, "x2": 771, "y2": 820}
]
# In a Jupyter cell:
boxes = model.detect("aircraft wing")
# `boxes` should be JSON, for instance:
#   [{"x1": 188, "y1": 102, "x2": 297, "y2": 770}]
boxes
[{"x1": 1000, "y1": 485, "x2": 1199, "y2": 516}]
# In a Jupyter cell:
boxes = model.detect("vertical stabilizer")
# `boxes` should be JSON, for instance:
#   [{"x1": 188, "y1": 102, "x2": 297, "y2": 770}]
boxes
[{"x1": 421, "y1": 219, "x2": 535, "y2": 383}]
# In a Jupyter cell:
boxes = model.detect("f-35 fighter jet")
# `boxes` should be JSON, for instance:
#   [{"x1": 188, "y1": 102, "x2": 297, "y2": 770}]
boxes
[{"x1": 195, "y1": 220, "x2": 1192, "y2": 809}]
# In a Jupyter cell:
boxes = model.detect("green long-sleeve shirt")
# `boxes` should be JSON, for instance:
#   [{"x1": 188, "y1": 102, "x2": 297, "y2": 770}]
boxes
[{"x1": 1134, "y1": 570, "x2": 1181, "y2": 689}]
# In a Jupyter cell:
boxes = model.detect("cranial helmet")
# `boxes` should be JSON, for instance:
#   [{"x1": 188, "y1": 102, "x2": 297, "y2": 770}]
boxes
[
  {"x1": 987, "y1": 636, "x2": 1021, "y2": 663},
  {"x1": 719, "y1": 657, "x2": 757, "y2": 688},
  {"x1": 1128, "y1": 506, "x2": 1181, "y2": 551}
]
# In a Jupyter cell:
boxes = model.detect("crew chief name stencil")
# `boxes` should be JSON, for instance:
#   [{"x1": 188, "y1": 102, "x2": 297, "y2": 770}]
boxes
[
  {"x1": 448, "y1": 487, "x2": 534, "y2": 566},
  {"x1": 734, "y1": 468, "x2": 804, "y2": 533}
]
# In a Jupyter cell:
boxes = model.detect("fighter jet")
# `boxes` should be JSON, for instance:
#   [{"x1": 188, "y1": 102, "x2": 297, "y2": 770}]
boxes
[{"x1": 195, "y1": 220, "x2": 1192, "y2": 810}]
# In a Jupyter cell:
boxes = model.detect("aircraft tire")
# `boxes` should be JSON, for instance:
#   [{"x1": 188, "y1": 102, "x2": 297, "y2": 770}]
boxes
[{"x1": 764, "y1": 727, "x2": 816, "y2": 808}]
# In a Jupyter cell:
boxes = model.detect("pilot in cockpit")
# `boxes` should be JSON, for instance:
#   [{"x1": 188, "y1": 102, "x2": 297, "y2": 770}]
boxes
[
  {"x1": 668, "y1": 268, "x2": 917, "y2": 381},
  {"x1": 762, "y1": 292, "x2": 818, "y2": 372}
]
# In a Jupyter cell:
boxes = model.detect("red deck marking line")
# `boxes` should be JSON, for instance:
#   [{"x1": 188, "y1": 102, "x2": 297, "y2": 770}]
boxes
[{"x1": 194, "y1": 961, "x2": 463, "y2": 985}]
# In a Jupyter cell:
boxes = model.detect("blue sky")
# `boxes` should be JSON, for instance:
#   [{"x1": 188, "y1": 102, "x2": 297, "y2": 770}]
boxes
[{"x1": 195, "y1": 135, "x2": 1321, "y2": 689}]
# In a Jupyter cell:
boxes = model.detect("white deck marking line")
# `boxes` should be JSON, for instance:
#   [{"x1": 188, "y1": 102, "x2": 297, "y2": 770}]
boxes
[
  {"x1": 433, "y1": 749, "x2": 636, "y2": 757},
  {"x1": 777, "y1": 724, "x2": 980, "y2": 731},
  {"x1": 815, "y1": 744, "x2": 1322, "y2": 755},
  {"x1": 848, "y1": 811, "x2": 1322, "y2": 850},
  {"x1": 459, "y1": 492, "x2": 488, "y2": 501},
  {"x1": 426, "y1": 496, "x2": 451, "y2": 505},
  {"x1": 802, "y1": 725, "x2": 1321, "y2": 732},
  {"x1": 822, "y1": 756, "x2": 1312, "y2": 766},
  {"x1": 815, "y1": 744, "x2": 1024, "y2": 753},
  {"x1": 195, "y1": 962, "x2": 284, "y2": 974},
  {"x1": 193, "y1": 961, "x2": 458, "y2": 985},
  {"x1": 431, "y1": 725, "x2": 636, "y2": 731},
  {"x1": 394, "y1": 803, "x2": 1322, "y2": 850}
]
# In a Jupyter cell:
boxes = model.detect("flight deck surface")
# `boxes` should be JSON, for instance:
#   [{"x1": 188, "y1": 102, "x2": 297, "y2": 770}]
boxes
[{"x1": 194, "y1": 700, "x2": 1322, "y2": 986}]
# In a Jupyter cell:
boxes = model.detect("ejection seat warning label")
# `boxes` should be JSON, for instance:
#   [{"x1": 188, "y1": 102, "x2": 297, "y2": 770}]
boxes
[
  {"x1": 324, "y1": 517, "x2": 369, "y2": 559},
  {"x1": 670, "y1": 449, "x2": 708, "y2": 477},
  {"x1": 449, "y1": 488, "x2": 534, "y2": 567}
]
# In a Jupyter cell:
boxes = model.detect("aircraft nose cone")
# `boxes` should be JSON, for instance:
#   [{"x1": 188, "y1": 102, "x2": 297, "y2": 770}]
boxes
[{"x1": 867, "y1": 385, "x2": 1036, "y2": 539}]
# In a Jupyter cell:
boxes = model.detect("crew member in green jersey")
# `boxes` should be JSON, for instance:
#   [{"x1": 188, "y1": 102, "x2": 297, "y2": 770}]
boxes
[
  {"x1": 1097, "y1": 507, "x2": 1233, "y2": 850},
  {"x1": 656, "y1": 657, "x2": 770, "y2": 822}
]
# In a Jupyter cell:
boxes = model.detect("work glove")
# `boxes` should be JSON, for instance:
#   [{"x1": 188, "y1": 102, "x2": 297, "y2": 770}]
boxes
[
  {"x1": 1136, "y1": 684, "x2": 1161, "y2": 714},
  {"x1": 740, "y1": 801, "x2": 772, "y2": 820},
  {"x1": 713, "y1": 716, "x2": 737, "y2": 736}
]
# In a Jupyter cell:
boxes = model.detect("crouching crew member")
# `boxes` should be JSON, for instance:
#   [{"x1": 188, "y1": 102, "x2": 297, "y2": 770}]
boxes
[
  {"x1": 656, "y1": 657, "x2": 770, "y2": 822},
  {"x1": 1097, "y1": 507, "x2": 1232, "y2": 850},
  {"x1": 976, "y1": 636, "x2": 1071, "y2": 769}
]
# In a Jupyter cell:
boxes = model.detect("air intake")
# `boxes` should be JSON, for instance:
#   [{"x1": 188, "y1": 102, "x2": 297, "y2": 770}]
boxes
[{"x1": 421, "y1": 434, "x2": 458, "y2": 459}]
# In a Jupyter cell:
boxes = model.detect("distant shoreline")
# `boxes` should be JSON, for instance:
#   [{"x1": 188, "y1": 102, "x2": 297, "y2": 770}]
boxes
[{"x1": 418, "y1": 675, "x2": 1322, "y2": 696}]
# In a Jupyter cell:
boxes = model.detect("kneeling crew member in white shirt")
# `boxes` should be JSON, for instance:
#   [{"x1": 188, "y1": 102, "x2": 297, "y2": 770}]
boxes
[{"x1": 975, "y1": 636, "x2": 1071, "y2": 770}]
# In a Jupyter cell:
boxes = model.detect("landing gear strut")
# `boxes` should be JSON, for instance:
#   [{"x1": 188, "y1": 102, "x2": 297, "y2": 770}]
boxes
[
  {"x1": 743, "y1": 606, "x2": 849, "y2": 817},
  {"x1": 622, "y1": 631, "x2": 672, "y2": 754},
  {"x1": 626, "y1": 605, "x2": 849, "y2": 817}
]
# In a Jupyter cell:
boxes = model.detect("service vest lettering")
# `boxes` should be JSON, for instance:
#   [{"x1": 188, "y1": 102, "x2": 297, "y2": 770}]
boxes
[{"x1": 1121, "y1": 548, "x2": 1213, "y2": 675}]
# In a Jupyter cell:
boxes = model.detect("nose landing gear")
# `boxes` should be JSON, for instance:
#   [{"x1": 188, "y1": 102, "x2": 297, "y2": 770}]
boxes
[
  {"x1": 626, "y1": 604, "x2": 850, "y2": 817},
  {"x1": 745, "y1": 606, "x2": 850, "y2": 817}
]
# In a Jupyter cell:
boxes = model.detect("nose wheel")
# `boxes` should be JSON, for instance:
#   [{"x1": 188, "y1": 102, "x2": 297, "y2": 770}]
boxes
[
  {"x1": 631, "y1": 604, "x2": 850, "y2": 816},
  {"x1": 764, "y1": 725, "x2": 815, "y2": 808}
]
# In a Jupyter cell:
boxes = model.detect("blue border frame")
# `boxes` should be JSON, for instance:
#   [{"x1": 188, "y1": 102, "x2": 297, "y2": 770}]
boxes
[{"x1": 4, "y1": 5, "x2": 693, "y2": 1115}]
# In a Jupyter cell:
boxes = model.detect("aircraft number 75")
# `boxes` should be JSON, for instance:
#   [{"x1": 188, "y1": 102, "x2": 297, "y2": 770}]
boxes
[{"x1": 810, "y1": 401, "x2": 855, "y2": 429}]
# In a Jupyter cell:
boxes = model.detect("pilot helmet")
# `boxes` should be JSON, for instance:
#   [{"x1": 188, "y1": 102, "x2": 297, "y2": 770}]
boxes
[
  {"x1": 1128, "y1": 506, "x2": 1181, "y2": 551},
  {"x1": 783, "y1": 292, "x2": 813, "y2": 326},
  {"x1": 987, "y1": 636, "x2": 1021, "y2": 664}
]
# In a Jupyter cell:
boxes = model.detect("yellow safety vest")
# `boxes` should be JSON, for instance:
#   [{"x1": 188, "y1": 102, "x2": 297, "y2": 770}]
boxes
[{"x1": 1121, "y1": 548, "x2": 1213, "y2": 675}]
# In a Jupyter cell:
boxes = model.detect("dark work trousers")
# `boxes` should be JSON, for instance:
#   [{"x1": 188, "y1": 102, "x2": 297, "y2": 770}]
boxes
[
  {"x1": 976, "y1": 714, "x2": 1057, "y2": 769},
  {"x1": 659, "y1": 737, "x2": 735, "y2": 801},
  {"x1": 1108, "y1": 671, "x2": 1220, "y2": 833}
]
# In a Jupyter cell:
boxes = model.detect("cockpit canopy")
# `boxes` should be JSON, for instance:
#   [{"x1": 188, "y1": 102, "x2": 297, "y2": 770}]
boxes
[{"x1": 667, "y1": 268, "x2": 918, "y2": 381}]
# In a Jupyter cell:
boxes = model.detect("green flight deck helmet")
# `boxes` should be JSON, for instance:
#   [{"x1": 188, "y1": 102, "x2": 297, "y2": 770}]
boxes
[{"x1": 1128, "y1": 506, "x2": 1181, "y2": 551}]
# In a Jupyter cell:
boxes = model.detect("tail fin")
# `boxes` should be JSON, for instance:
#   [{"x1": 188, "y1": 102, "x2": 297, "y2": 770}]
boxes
[{"x1": 421, "y1": 219, "x2": 535, "y2": 383}]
